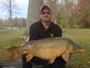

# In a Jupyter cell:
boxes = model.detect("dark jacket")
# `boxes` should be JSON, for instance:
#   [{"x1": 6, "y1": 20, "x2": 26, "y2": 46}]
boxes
[
  {"x1": 29, "y1": 21, "x2": 62, "y2": 40},
  {"x1": 29, "y1": 21, "x2": 63, "y2": 65}
]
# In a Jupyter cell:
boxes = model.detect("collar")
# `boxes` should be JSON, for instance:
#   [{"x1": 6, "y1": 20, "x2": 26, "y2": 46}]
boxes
[{"x1": 39, "y1": 20, "x2": 54, "y2": 29}]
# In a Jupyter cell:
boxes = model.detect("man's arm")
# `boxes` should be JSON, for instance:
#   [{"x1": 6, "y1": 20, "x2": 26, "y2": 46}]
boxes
[
  {"x1": 22, "y1": 24, "x2": 39, "y2": 55},
  {"x1": 54, "y1": 25, "x2": 62, "y2": 37},
  {"x1": 29, "y1": 24, "x2": 39, "y2": 41}
]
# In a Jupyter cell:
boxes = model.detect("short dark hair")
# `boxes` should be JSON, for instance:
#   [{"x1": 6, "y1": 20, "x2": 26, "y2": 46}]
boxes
[{"x1": 40, "y1": 5, "x2": 51, "y2": 12}]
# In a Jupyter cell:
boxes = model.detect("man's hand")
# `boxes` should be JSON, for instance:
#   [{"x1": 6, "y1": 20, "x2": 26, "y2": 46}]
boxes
[
  {"x1": 22, "y1": 51, "x2": 29, "y2": 55},
  {"x1": 20, "y1": 43, "x2": 29, "y2": 55}
]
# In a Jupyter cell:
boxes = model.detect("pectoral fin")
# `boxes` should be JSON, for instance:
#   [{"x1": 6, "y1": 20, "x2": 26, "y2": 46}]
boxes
[
  {"x1": 62, "y1": 53, "x2": 70, "y2": 62},
  {"x1": 9, "y1": 53, "x2": 19, "y2": 61},
  {"x1": 26, "y1": 54, "x2": 34, "y2": 62},
  {"x1": 49, "y1": 57, "x2": 55, "y2": 64}
]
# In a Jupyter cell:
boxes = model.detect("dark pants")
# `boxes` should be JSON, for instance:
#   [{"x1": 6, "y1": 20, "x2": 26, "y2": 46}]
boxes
[
  {"x1": 22, "y1": 55, "x2": 32, "y2": 68},
  {"x1": 22, "y1": 56, "x2": 66, "y2": 68}
]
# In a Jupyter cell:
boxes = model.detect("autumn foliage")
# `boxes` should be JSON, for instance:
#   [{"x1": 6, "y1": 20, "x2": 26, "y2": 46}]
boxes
[
  {"x1": 75, "y1": 0, "x2": 90, "y2": 28},
  {"x1": 47, "y1": 0, "x2": 90, "y2": 28}
]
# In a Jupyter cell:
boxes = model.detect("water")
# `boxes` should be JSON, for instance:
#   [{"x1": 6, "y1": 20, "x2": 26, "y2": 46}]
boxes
[{"x1": 6, "y1": 27, "x2": 24, "y2": 30}]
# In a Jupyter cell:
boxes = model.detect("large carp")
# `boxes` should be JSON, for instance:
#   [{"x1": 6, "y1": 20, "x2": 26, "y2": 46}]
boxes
[{"x1": 8, "y1": 37, "x2": 84, "y2": 64}]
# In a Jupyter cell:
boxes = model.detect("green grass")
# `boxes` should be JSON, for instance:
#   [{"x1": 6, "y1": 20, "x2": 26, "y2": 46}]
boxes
[
  {"x1": 62, "y1": 29, "x2": 90, "y2": 68},
  {"x1": 0, "y1": 29, "x2": 25, "y2": 61},
  {"x1": 0, "y1": 29, "x2": 90, "y2": 68}
]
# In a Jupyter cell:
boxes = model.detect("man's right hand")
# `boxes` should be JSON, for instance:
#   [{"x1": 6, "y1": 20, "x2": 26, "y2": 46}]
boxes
[
  {"x1": 20, "y1": 43, "x2": 29, "y2": 55},
  {"x1": 22, "y1": 51, "x2": 29, "y2": 55}
]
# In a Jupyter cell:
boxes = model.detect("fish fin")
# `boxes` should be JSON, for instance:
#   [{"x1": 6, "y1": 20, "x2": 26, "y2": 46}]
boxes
[
  {"x1": 62, "y1": 53, "x2": 70, "y2": 62},
  {"x1": 9, "y1": 53, "x2": 19, "y2": 61},
  {"x1": 61, "y1": 45, "x2": 73, "y2": 62},
  {"x1": 8, "y1": 47, "x2": 20, "y2": 61},
  {"x1": 49, "y1": 57, "x2": 55, "y2": 64},
  {"x1": 26, "y1": 54, "x2": 34, "y2": 62}
]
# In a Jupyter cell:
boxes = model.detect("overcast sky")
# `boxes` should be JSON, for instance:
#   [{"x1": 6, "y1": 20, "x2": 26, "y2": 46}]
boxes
[
  {"x1": 0, "y1": 0, "x2": 29, "y2": 19},
  {"x1": 0, "y1": 0, "x2": 77, "y2": 19}
]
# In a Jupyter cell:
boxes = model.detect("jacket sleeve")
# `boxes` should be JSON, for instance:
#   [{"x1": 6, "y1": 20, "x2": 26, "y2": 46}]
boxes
[
  {"x1": 29, "y1": 24, "x2": 39, "y2": 41},
  {"x1": 54, "y1": 25, "x2": 62, "y2": 37}
]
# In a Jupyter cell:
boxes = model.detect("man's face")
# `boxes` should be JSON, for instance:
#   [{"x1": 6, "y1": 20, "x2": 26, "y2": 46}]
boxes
[{"x1": 40, "y1": 9, "x2": 52, "y2": 22}]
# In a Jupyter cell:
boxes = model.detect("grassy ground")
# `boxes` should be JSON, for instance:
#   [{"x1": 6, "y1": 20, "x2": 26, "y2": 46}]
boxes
[
  {"x1": 0, "y1": 29, "x2": 24, "y2": 62},
  {"x1": 0, "y1": 29, "x2": 90, "y2": 68},
  {"x1": 63, "y1": 29, "x2": 90, "y2": 68}
]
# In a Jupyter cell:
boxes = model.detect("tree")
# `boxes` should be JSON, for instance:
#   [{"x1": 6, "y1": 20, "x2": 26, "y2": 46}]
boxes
[
  {"x1": 75, "y1": 0, "x2": 90, "y2": 28},
  {"x1": 0, "y1": 0, "x2": 18, "y2": 20},
  {"x1": 25, "y1": 0, "x2": 43, "y2": 40},
  {"x1": 86, "y1": 0, "x2": 90, "y2": 28},
  {"x1": 0, "y1": 19, "x2": 3, "y2": 29},
  {"x1": 56, "y1": 0, "x2": 77, "y2": 28},
  {"x1": 11, "y1": 17, "x2": 26, "y2": 27}
]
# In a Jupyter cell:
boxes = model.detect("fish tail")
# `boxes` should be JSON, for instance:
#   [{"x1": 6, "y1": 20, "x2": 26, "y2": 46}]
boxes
[{"x1": 7, "y1": 47, "x2": 20, "y2": 62}]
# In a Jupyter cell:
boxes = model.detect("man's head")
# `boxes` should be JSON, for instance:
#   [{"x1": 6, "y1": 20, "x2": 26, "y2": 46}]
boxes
[{"x1": 40, "y1": 5, "x2": 52, "y2": 22}]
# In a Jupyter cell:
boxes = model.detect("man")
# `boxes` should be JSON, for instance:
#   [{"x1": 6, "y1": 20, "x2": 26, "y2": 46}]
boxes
[{"x1": 22, "y1": 5, "x2": 66, "y2": 68}]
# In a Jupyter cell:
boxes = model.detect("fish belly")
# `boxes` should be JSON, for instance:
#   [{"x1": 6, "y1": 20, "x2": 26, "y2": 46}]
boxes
[{"x1": 34, "y1": 48, "x2": 65, "y2": 60}]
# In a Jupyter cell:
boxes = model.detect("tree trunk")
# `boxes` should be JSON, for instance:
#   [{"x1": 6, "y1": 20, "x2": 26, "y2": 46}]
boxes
[{"x1": 25, "y1": 0, "x2": 43, "y2": 40}]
